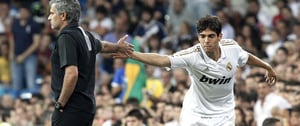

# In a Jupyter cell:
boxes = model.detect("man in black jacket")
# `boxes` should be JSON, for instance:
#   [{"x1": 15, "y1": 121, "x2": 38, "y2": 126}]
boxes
[{"x1": 48, "y1": 0, "x2": 133, "y2": 126}]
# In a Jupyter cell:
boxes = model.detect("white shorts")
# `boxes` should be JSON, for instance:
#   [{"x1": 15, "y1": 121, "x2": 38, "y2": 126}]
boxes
[{"x1": 179, "y1": 111, "x2": 235, "y2": 126}]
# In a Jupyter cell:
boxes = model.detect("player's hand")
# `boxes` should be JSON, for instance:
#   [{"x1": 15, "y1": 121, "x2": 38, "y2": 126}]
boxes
[
  {"x1": 265, "y1": 68, "x2": 277, "y2": 86},
  {"x1": 111, "y1": 53, "x2": 129, "y2": 59},
  {"x1": 117, "y1": 35, "x2": 134, "y2": 57}
]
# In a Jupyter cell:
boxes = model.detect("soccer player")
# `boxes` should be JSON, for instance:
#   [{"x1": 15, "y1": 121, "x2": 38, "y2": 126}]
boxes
[{"x1": 114, "y1": 15, "x2": 276, "y2": 125}]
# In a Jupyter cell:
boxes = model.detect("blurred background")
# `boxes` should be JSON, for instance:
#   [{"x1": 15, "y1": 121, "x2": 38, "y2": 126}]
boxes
[{"x1": 0, "y1": 0, "x2": 299, "y2": 126}]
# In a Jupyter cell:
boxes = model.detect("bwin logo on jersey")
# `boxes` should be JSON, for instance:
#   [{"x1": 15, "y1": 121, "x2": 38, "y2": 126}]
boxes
[{"x1": 199, "y1": 75, "x2": 232, "y2": 84}]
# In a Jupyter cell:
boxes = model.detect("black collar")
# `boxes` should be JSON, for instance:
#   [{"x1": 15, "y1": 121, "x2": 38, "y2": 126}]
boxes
[{"x1": 59, "y1": 22, "x2": 79, "y2": 35}]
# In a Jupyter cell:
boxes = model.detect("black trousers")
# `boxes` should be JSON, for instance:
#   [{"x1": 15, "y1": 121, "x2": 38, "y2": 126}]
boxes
[{"x1": 52, "y1": 109, "x2": 95, "y2": 126}]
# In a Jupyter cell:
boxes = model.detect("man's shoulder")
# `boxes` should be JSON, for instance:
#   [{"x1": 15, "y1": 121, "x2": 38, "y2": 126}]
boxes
[
  {"x1": 266, "y1": 93, "x2": 285, "y2": 101},
  {"x1": 172, "y1": 44, "x2": 201, "y2": 57},
  {"x1": 58, "y1": 23, "x2": 81, "y2": 36},
  {"x1": 59, "y1": 28, "x2": 79, "y2": 38},
  {"x1": 58, "y1": 27, "x2": 90, "y2": 42},
  {"x1": 57, "y1": 32, "x2": 76, "y2": 42},
  {"x1": 219, "y1": 39, "x2": 237, "y2": 46}
]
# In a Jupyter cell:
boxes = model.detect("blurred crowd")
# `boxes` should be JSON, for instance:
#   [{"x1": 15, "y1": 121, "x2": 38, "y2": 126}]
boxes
[{"x1": 0, "y1": 0, "x2": 299, "y2": 126}]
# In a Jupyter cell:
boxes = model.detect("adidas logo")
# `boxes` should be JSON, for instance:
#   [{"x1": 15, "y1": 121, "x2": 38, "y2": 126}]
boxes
[{"x1": 199, "y1": 75, "x2": 232, "y2": 85}]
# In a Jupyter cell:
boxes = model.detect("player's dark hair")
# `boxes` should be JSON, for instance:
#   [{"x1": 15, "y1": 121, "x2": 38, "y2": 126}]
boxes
[{"x1": 197, "y1": 15, "x2": 222, "y2": 35}]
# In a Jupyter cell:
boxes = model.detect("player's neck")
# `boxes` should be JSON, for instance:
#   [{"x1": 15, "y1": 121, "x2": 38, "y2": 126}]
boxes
[{"x1": 207, "y1": 47, "x2": 221, "y2": 61}]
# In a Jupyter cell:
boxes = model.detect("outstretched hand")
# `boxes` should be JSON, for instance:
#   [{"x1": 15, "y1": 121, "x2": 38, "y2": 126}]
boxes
[
  {"x1": 112, "y1": 53, "x2": 129, "y2": 59},
  {"x1": 265, "y1": 68, "x2": 277, "y2": 86},
  {"x1": 116, "y1": 35, "x2": 134, "y2": 57}
]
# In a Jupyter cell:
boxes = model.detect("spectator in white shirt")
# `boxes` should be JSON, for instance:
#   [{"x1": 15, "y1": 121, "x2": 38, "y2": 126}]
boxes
[{"x1": 254, "y1": 79, "x2": 291, "y2": 126}]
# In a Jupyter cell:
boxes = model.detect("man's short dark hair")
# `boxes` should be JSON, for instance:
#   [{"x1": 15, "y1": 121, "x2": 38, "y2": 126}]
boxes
[
  {"x1": 126, "y1": 108, "x2": 143, "y2": 120},
  {"x1": 262, "y1": 117, "x2": 280, "y2": 126},
  {"x1": 96, "y1": 5, "x2": 108, "y2": 16},
  {"x1": 125, "y1": 97, "x2": 140, "y2": 108},
  {"x1": 196, "y1": 15, "x2": 222, "y2": 35}
]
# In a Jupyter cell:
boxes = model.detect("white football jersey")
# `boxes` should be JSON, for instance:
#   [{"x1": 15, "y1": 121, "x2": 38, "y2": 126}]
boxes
[{"x1": 169, "y1": 39, "x2": 249, "y2": 117}]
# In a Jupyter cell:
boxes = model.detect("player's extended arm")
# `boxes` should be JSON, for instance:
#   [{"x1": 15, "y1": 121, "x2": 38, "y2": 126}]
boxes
[
  {"x1": 130, "y1": 52, "x2": 171, "y2": 67},
  {"x1": 246, "y1": 53, "x2": 277, "y2": 85},
  {"x1": 246, "y1": 53, "x2": 271, "y2": 69},
  {"x1": 100, "y1": 35, "x2": 134, "y2": 55}
]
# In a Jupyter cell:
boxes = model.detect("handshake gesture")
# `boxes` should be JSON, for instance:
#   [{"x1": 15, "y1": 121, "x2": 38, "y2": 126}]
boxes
[{"x1": 113, "y1": 35, "x2": 135, "y2": 59}]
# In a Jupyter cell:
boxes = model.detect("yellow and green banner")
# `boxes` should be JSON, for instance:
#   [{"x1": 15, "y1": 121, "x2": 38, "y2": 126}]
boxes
[{"x1": 123, "y1": 37, "x2": 146, "y2": 103}]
